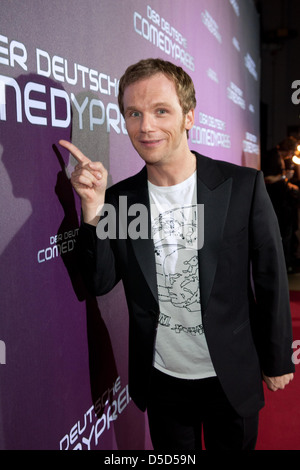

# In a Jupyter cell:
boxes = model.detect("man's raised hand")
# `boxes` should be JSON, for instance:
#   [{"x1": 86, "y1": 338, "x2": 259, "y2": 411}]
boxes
[{"x1": 59, "y1": 140, "x2": 107, "y2": 226}]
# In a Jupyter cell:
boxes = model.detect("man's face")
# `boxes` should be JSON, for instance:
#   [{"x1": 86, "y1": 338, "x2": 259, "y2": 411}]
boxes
[{"x1": 123, "y1": 73, "x2": 194, "y2": 166}]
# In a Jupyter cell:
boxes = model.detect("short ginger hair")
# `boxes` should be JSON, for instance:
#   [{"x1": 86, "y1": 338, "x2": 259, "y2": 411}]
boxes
[{"x1": 118, "y1": 58, "x2": 197, "y2": 117}]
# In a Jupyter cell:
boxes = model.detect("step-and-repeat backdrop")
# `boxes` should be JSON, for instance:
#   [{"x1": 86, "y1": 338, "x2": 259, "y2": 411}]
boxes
[{"x1": 0, "y1": 0, "x2": 260, "y2": 449}]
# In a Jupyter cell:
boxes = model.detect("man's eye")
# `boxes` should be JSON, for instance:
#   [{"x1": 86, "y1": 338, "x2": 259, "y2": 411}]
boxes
[
  {"x1": 157, "y1": 109, "x2": 167, "y2": 115},
  {"x1": 131, "y1": 111, "x2": 140, "y2": 117}
]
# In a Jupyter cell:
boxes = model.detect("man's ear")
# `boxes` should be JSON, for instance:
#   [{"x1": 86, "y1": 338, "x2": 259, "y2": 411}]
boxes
[{"x1": 185, "y1": 109, "x2": 195, "y2": 130}]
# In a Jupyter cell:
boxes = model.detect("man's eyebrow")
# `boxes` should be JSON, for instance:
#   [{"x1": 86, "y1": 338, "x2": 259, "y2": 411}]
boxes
[
  {"x1": 125, "y1": 102, "x2": 172, "y2": 112},
  {"x1": 124, "y1": 106, "x2": 138, "y2": 113},
  {"x1": 152, "y1": 102, "x2": 172, "y2": 107}
]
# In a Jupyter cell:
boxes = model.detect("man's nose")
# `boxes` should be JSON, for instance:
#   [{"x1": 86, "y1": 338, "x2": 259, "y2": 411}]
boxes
[{"x1": 140, "y1": 113, "x2": 153, "y2": 132}]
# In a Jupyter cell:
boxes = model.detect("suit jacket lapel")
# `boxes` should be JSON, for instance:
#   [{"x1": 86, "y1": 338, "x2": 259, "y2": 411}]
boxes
[
  {"x1": 126, "y1": 169, "x2": 159, "y2": 303},
  {"x1": 195, "y1": 153, "x2": 232, "y2": 314}
]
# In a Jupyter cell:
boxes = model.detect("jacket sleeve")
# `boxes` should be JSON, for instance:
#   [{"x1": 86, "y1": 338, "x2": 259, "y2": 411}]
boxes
[
  {"x1": 250, "y1": 171, "x2": 295, "y2": 376},
  {"x1": 76, "y1": 218, "x2": 121, "y2": 297}
]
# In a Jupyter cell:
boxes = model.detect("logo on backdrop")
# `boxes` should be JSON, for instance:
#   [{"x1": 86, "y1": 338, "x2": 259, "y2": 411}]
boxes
[
  {"x1": 191, "y1": 111, "x2": 231, "y2": 149},
  {"x1": 133, "y1": 5, "x2": 195, "y2": 72},
  {"x1": 244, "y1": 53, "x2": 258, "y2": 81},
  {"x1": 227, "y1": 82, "x2": 246, "y2": 110},
  {"x1": 201, "y1": 10, "x2": 222, "y2": 44},
  {"x1": 37, "y1": 229, "x2": 78, "y2": 264},
  {"x1": 59, "y1": 376, "x2": 131, "y2": 450},
  {"x1": 243, "y1": 132, "x2": 259, "y2": 156},
  {"x1": 0, "y1": 33, "x2": 126, "y2": 134}
]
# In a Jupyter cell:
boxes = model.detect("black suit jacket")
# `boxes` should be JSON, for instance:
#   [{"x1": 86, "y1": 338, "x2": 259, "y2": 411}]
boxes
[{"x1": 78, "y1": 152, "x2": 294, "y2": 417}]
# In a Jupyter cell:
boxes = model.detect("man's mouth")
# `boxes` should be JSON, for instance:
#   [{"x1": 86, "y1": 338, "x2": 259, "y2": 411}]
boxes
[{"x1": 139, "y1": 139, "x2": 163, "y2": 147}]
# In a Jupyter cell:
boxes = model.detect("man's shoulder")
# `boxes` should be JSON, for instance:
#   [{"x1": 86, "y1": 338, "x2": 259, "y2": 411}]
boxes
[
  {"x1": 106, "y1": 152, "x2": 259, "y2": 196},
  {"x1": 106, "y1": 165, "x2": 147, "y2": 195},
  {"x1": 193, "y1": 150, "x2": 259, "y2": 179}
]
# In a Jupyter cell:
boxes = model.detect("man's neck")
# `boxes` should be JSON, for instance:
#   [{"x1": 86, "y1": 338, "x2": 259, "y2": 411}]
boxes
[{"x1": 147, "y1": 150, "x2": 196, "y2": 187}]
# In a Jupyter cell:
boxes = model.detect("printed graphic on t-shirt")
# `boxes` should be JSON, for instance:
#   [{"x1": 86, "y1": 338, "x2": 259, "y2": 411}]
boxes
[
  {"x1": 152, "y1": 205, "x2": 203, "y2": 336},
  {"x1": 148, "y1": 173, "x2": 216, "y2": 378}
]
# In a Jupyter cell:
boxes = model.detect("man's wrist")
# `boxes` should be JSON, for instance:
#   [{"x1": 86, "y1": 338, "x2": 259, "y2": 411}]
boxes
[{"x1": 81, "y1": 202, "x2": 104, "y2": 226}]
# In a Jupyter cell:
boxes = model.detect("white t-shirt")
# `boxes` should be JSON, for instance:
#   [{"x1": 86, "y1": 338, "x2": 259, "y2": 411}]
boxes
[{"x1": 148, "y1": 171, "x2": 216, "y2": 379}]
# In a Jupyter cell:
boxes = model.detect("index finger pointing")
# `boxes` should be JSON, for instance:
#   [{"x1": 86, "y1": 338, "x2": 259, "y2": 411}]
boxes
[{"x1": 59, "y1": 139, "x2": 91, "y2": 165}]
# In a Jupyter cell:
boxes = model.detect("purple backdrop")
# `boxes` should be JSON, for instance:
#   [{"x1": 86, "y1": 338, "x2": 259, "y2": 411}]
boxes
[{"x1": 0, "y1": 0, "x2": 260, "y2": 449}]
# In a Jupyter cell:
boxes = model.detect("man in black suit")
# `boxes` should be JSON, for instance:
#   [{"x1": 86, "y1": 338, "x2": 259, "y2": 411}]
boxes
[{"x1": 59, "y1": 58, "x2": 294, "y2": 450}]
